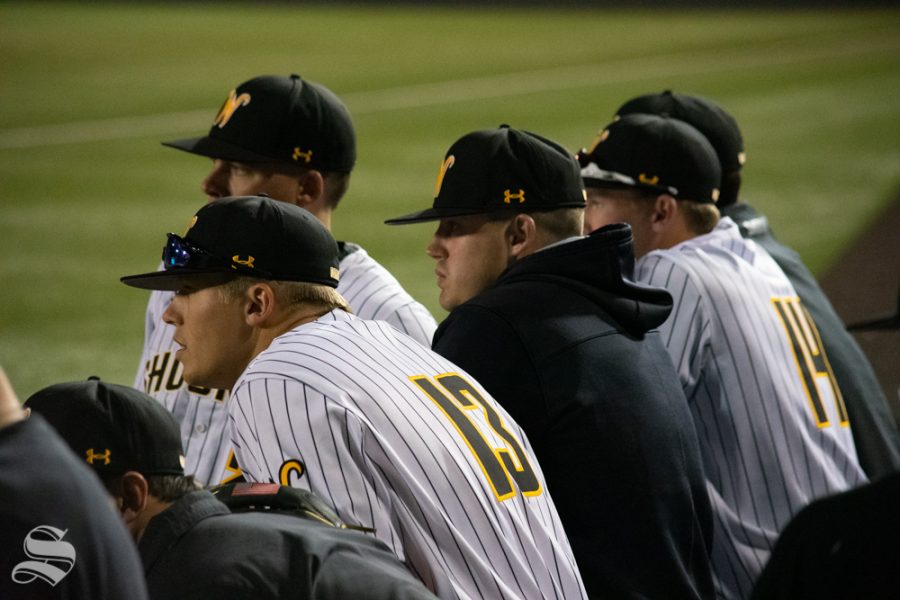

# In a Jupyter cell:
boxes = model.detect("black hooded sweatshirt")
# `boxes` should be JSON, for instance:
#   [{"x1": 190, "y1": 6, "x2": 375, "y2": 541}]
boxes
[{"x1": 433, "y1": 223, "x2": 715, "y2": 600}]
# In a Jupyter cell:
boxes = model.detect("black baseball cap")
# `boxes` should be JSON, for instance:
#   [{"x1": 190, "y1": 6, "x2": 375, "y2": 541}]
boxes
[
  {"x1": 25, "y1": 378, "x2": 185, "y2": 478},
  {"x1": 385, "y1": 125, "x2": 585, "y2": 225},
  {"x1": 163, "y1": 74, "x2": 356, "y2": 173},
  {"x1": 577, "y1": 113, "x2": 722, "y2": 204},
  {"x1": 615, "y1": 90, "x2": 745, "y2": 175},
  {"x1": 120, "y1": 195, "x2": 341, "y2": 291}
]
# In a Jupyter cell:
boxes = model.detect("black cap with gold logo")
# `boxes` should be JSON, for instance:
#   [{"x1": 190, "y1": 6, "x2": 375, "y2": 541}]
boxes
[
  {"x1": 120, "y1": 195, "x2": 341, "y2": 291},
  {"x1": 385, "y1": 125, "x2": 585, "y2": 225},
  {"x1": 615, "y1": 90, "x2": 745, "y2": 177},
  {"x1": 163, "y1": 74, "x2": 356, "y2": 173},
  {"x1": 25, "y1": 378, "x2": 186, "y2": 478},
  {"x1": 577, "y1": 113, "x2": 722, "y2": 204}
]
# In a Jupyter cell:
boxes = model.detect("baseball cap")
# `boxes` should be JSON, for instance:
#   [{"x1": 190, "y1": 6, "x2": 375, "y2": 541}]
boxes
[
  {"x1": 385, "y1": 125, "x2": 585, "y2": 225},
  {"x1": 163, "y1": 74, "x2": 356, "y2": 173},
  {"x1": 120, "y1": 195, "x2": 341, "y2": 291},
  {"x1": 577, "y1": 113, "x2": 722, "y2": 204},
  {"x1": 615, "y1": 90, "x2": 745, "y2": 175},
  {"x1": 25, "y1": 378, "x2": 185, "y2": 478}
]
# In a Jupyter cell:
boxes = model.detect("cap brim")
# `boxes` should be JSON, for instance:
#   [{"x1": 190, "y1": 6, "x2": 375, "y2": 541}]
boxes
[
  {"x1": 162, "y1": 136, "x2": 276, "y2": 164},
  {"x1": 385, "y1": 205, "x2": 523, "y2": 225},
  {"x1": 121, "y1": 268, "x2": 239, "y2": 291}
]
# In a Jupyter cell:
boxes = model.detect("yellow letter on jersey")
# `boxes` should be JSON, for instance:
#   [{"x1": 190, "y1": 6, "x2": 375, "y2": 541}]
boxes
[{"x1": 772, "y1": 297, "x2": 848, "y2": 428}]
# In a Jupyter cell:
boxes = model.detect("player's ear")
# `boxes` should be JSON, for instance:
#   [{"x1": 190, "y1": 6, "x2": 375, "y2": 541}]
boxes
[
  {"x1": 118, "y1": 471, "x2": 148, "y2": 523},
  {"x1": 243, "y1": 282, "x2": 277, "y2": 326},
  {"x1": 294, "y1": 170, "x2": 325, "y2": 209},
  {"x1": 650, "y1": 194, "x2": 677, "y2": 231},
  {"x1": 508, "y1": 213, "x2": 536, "y2": 258}
]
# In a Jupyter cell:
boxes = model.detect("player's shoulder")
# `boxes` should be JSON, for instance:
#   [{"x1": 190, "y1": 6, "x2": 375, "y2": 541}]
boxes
[
  {"x1": 640, "y1": 219, "x2": 748, "y2": 274},
  {"x1": 338, "y1": 242, "x2": 386, "y2": 279},
  {"x1": 253, "y1": 311, "x2": 377, "y2": 359}
]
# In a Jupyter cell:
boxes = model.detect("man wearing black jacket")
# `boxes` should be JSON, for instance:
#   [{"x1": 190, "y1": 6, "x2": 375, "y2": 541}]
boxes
[
  {"x1": 386, "y1": 126, "x2": 715, "y2": 600},
  {"x1": 26, "y1": 378, "x2": 437, "y2": 600}
]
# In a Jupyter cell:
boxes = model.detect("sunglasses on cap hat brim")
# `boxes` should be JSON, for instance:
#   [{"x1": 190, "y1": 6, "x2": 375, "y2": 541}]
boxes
[{"x1": 120, "y1": 233, "x2": 272, "y2": 291}]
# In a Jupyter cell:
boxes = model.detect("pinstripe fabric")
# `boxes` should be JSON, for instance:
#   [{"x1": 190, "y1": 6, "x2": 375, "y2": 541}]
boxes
[
  {"x1": 228, "y1": 310, "x2": 586, "y2": 600},
  {"x1": 133, "y1": 246, "x2": 438, "y2": 485},
  {"x1": 635, "y1": 218, "x2": 867, "y2": 600}
]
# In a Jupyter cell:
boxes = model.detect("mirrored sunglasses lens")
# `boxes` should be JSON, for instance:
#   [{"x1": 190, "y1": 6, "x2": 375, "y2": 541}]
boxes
[{"x1": 163, "y1": 234, "x2": 192, "y2": 269}]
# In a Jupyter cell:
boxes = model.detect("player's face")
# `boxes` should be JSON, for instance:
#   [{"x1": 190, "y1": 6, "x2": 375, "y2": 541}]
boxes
[
  {"x1": 162, "y1": 284, "x2": 256, "y2": 390},
  {"x1": 584, "y1": 188, "x2": 655, "y2": 258},
  {"x1": 426, "y1": 215, "x2": 513, "y2": 311},
  {"x1": 202, "y1": 159, "x2": 301, "y2": 203}
]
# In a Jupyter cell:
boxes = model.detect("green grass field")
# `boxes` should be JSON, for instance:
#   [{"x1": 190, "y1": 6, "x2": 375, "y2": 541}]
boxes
[{"x1": 1, "y1": 3, "x2": 898, "y2": 399}]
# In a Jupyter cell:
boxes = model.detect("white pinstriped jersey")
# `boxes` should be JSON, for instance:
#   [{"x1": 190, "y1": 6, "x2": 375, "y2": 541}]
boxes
[
  {"x1": 227, "y1": 310, "x2": 586, "y2": 600},
  {"x1": 134, "y1": 245, "x2": 438, "y2": 485},
  {"x1": 635, "y1": 218, "x2": 867, "y2": 600}
]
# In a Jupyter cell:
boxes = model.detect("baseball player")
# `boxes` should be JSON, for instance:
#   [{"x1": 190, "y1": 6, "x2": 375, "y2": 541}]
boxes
[
  {"x1": 121, "y1": 195, "x2": 587, "y2": 600},
  {"x1": 577, "y1": 113, "x2": 867, "y2": 599},
  {"x1": 614, "y1": 90, "x2": 900, "y2": 479},
  {"x1": 135, "y1": 74, "x2": 437, "y2": 485},
  {"x1": 385, "y1": 125, "x2": 715, "y2": 599}
]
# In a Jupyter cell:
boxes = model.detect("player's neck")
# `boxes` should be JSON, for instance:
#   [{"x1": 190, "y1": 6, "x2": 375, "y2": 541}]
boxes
[
  {"x1": 251, "y1": 303, "x2": 333, "y2": 356},
  {"x1": 135, "y1": 496, "x2": 173, "y2": 543}
]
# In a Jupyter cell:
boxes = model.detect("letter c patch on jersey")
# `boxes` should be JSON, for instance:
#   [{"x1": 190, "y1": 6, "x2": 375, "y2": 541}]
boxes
[{"x1": 279, "y1": 459, "x2": 306, "y2": 487}]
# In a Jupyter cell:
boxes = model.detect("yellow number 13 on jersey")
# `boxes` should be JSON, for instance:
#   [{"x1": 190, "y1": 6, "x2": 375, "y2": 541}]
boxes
[
  {"x1": 411, "y1": 373, "x2": 542, "y2": 502},
  {"x1": 772, "y1": 297, "x2": 849, "y2": 428}
]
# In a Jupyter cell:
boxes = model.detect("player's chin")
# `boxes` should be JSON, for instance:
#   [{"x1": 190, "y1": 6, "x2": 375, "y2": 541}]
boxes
[
  {"x1": 438, "y1": 290, "x2": 460, "y2": 312},
  {"x1": 178, "y1": 356, "x2": 203, "y2": 387}
]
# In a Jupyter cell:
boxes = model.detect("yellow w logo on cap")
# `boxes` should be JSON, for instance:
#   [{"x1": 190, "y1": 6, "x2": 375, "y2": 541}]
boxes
[
  {"x1": 434, "y1": 155, "x2": 455, "y2": 198},
  {"x1": 214, "y1": 90, "x2": 251, "y2": 129}
]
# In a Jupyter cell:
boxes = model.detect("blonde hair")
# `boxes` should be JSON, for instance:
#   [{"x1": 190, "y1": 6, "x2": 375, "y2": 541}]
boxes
[
  {"x1": 679, "y1": 200, "x2": 720, "y2": 235},
  {"x1": 530, "y1": 208, "x2": 585, "y2": 240},
  {"x1": 487, "y1": 207, "x2": 585, "y2": 242},
  {"x1": 220, "y1": 277, "x2": 350, "y2": 313},
  {"x1": 596, "y1": 188, "x2": 719, "y2": 235}
]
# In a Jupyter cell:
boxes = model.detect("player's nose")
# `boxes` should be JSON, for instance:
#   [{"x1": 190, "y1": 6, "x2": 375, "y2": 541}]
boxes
[
  {"x1": 201, "y1": 162, "x2": 226, "y2": 202},
  {"x1": 425, "y1": 237, "x2": 443, "y2": 260},
  {"x1": 425, "y1": 234, "x2": 447, "y2": 260},
  {"x1": 162, "y1": 298, "x2": 182, "y2": 326}
]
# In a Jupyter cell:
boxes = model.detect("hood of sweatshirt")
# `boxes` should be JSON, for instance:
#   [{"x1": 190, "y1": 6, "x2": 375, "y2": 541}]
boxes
[{"x1": 492, "y1": 222, "x2": 673, "y2": 335}]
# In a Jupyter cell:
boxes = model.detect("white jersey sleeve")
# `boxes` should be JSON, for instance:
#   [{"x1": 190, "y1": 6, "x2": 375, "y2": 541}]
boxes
[
  {"x1": 635, "y1": 219, "x2": 867, "y2": 599},
  {"x1": 228, "y1": 310, "x2": 585, "y2": 600}
]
